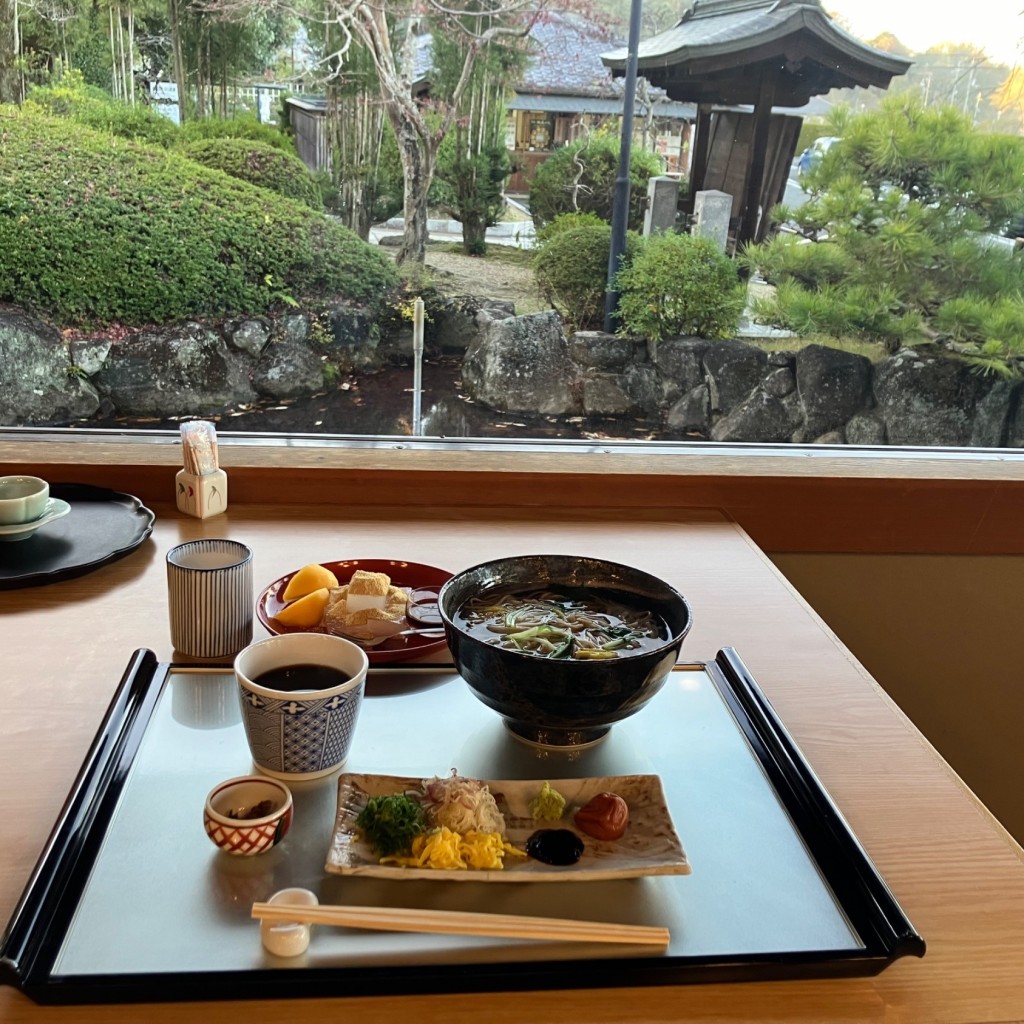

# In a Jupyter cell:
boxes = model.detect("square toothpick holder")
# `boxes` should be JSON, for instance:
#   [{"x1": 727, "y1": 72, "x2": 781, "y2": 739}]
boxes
[{"x1": 175, "y1": 469, "x2": 228, "y2": 519}]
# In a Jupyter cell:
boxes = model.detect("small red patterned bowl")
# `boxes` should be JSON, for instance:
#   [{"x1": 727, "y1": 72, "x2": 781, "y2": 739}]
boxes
[{"x1": 204, "y1": 775, "x2": 293, "y2": 856}]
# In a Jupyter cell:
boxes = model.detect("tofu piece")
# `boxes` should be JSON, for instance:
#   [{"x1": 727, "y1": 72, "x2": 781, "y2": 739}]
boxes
[
  {"x1": 322, "y1": 582, "x2": 410, "y2": 640},
  {"x1": 344, "y1": 569, "x2": 392, "y2": 613}
]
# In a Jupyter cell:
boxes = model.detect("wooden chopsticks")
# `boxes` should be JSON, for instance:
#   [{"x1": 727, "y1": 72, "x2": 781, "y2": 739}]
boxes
[{"x1": 251, "y1": 902, "x2": 669, "y2": 947}]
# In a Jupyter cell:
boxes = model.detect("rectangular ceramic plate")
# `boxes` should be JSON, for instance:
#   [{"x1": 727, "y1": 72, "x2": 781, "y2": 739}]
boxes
[{"x1": 326, "y1": 772, "x2": 691, "y2": 882}]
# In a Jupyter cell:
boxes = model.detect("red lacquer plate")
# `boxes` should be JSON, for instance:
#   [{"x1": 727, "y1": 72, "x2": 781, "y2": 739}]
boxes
[{"x1": 256, "y1": 559, "x2": 454, "y2": 664}]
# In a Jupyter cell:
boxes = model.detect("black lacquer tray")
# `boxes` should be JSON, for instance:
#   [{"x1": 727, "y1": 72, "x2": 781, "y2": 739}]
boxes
[
  {"x1": 0, "y1": 483, "x2": 155, "y2": 589},
  {"x1": 0, "y1": 648, "x2": 924, "y2": 1005}
]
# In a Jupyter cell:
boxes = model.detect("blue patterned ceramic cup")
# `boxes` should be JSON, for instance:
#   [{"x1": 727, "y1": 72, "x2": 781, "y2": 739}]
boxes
[{"x1": 234, "y1": 632, "x2": 368, "y2": 781}]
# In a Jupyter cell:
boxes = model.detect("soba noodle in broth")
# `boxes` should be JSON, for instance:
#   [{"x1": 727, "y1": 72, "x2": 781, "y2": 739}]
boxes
[{"x1": 456, "y1": 587, "x2": 667, "y2": 660}]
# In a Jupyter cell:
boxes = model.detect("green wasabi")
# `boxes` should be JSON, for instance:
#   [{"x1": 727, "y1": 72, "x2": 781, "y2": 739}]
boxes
[{"x1": 529, "y1": 781, "x2": 566, "y2": 822}]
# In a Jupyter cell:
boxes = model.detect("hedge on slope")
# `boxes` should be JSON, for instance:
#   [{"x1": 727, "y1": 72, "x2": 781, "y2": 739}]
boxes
[
  {"x1": 0, "y1": 109, "x2": 397, "y2": 327},
  {"x1": 181, "y1": 138, "x2": 324, "y2": 210},
  {"x1": 25, "y1": 78, "x2": 181, "y2": 149},
  {"x1": 176, "y1": 114, "x2": 296, "y2": 152}
]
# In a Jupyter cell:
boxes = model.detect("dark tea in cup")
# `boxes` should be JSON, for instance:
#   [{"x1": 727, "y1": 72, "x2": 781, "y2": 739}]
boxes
[{"x1": 254, "y1": 664, "x2": 351, "y2": 692}]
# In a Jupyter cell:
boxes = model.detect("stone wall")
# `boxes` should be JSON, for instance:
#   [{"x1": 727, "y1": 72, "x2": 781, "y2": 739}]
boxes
[
  {"x1": 0, "y1": 297, "x2": 512, "y2": 426},
  {"x1": 4, "y1": 301, "x2": 1022, "y2": 448},
  {"x1": 462, "y1": 314, "x2": 1024, "y2": 448}
]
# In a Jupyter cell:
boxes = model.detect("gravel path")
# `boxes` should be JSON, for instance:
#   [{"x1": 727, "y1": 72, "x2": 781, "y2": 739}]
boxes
[{"x1": 373, "y1": 241, "x2": 544, "y2": 314}]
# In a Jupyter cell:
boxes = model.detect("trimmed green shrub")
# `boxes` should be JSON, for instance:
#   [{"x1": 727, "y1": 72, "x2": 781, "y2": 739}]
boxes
[
  {"x1": 0, "y1": 108, "x2": 398, "y2": 327},
  {"x1": 529, "y1": 135, "x2": 665, "y2": 230},
  {"x1": 181, "y1": 138, "x2": 324, "y2": 210},
  {"x1": 533, "y1": 223, "x2": 637, "y2": 330},
  {"x1": 26, "y1": 78, "x2": 180, "y2": 148},
  {"x1": 614, "y1": 232, "x2": 745, "y2": 341},
  {"x1": 534, "y1": 211, "x2": 606, "y2": 246},
  {"x1": 29, "y1": 77, "x2": 298, "y2": 156},
  {"x1": 176, "y1": 114, "x2": 296, "y2": 153}
]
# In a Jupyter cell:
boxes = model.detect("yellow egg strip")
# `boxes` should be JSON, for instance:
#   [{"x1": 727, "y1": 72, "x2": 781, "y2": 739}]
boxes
[{"x1": 381, "y1": 827, "x2": 527, "y2": 871}]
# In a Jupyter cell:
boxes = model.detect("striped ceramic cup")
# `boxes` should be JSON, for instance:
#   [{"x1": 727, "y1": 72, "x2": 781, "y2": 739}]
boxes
[{"x1": 167, "y1": 539, "x2": 254, "y2": 658}]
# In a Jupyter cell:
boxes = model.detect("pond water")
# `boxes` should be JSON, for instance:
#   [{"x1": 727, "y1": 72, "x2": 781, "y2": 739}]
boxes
[{"x1": 79, "y1": 356, "x2": 674, "y2": 442}]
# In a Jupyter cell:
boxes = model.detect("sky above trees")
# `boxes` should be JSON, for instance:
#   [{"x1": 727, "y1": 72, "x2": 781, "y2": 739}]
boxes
[
  {"x1": 596, "y1": 1, "x2": 1020, "y2": 70},
  {"x1": 825, "y1": 1, "x2": 1021, "y2": 67}
]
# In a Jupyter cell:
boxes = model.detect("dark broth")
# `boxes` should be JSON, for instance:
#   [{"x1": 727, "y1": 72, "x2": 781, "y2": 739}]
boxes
[
  {"x1": 454, "y1": 585, "x2": 669, "y2": 660},
  {"x1": 253, "y1": 663, "x2": 351, "y2": 692}
]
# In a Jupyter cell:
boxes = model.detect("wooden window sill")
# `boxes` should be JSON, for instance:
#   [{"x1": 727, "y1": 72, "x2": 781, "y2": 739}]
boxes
[{"x1": 3, "y1": 428, "x2": 1024, "y2": 554}]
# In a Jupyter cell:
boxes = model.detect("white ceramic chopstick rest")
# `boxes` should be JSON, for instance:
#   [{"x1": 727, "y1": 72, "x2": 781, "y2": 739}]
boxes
[{"x1": 260, "y1": 887, "x2": 319, "y2": 957}]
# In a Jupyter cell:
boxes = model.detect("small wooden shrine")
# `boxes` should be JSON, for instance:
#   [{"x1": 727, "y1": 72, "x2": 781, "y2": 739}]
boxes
[{"x1": 602, "y1": 0, "x2": 911, "y2": 244}]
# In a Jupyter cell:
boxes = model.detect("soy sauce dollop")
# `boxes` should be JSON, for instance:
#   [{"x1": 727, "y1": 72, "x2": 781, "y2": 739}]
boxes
[{"x1": 525, "y1": 828, "x2": 585, "y2": 866}]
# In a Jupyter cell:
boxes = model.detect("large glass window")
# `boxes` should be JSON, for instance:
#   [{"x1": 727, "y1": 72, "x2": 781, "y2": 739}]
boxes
[{"x1": 1, "y1": 1, "x2": 1022, "y2": 455}]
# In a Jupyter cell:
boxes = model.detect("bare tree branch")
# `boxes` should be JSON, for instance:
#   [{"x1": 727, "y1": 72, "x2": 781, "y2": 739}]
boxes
[{"x1": 197, "y1": 0, "x2": 588, "y2": 262}]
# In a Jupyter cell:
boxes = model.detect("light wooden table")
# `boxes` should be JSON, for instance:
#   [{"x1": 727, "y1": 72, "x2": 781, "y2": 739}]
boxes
[{"x1": 2, "y1": 498, "x2": 1024, "y2": 1023}]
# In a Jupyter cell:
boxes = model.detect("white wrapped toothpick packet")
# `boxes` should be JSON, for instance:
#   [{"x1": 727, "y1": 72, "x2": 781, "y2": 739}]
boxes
[{"x1": 176, "y1": 421, "x2": 228, "y2": 519}]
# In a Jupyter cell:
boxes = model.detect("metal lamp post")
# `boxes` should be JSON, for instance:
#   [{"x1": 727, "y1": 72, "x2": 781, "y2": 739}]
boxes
[{"x1": 603, "y1": 0, "x2": 643, "y2": 335}]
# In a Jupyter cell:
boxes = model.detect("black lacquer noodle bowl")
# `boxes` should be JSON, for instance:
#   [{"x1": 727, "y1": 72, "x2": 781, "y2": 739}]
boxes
[{"x1": 438, "y1": 555, "x2": 693, "y2": 749}]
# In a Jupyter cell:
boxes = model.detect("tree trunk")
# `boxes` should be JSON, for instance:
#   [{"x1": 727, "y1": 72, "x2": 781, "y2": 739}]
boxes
[
  {"x1": 118, "y1": 8, "x2": 128, "y2": 102},
  {"x1": 461, "y1": 212, "x2": 487, "y2": 254},
  {"x1": 0, "y1": 0, "x2": 19, "y2": 105},
  {"x1": 109, "y1": 8, "x2": 118, "y2": 98},
  {"x1": 355, "y1": 203, "x2": 374, "y2": 242},
  {"x1": 127, "y1": 7, "x2": 135, "y2": 105},
  {"x1": 168, "y1": 0, "x2": 188, "y2": 123},
  {"x1": 391, "y1": 110, "x2": 435, "y2": 265},
  {"x1": 327, "y1": 85, "x2": 384, "y2": 242},
  {"x1": 195, "y1": 29, "x2": 211, "y2": 119}
]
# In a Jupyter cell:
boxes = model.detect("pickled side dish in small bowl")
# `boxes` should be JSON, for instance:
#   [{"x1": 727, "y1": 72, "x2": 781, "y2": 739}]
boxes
[
  {"x1": 438, "y1": 555, "x2": 692, "y2": 748},
  {"x1": 204, "y1": 775, "x2": 293, "y2": 856}
]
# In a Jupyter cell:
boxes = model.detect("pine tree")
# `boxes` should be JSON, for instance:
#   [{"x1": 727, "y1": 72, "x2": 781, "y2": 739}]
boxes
[{"x1": 742, "y1": 93, "x2": 1024, "y2": 371}]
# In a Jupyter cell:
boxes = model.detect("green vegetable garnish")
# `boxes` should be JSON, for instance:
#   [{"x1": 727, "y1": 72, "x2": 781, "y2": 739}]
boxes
[
  {"x1": 551, "y1": 635, "x2": 574, "y2": 659},
  {"x1": 529, "y1": 780, "x2": 567, "y2": 821},
  {"x1": 507, "y1": 625, "x2": 570, "y2": 642},
  {"x1": 355, "y1": 794, "x2": 426, "y2": 856}
]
